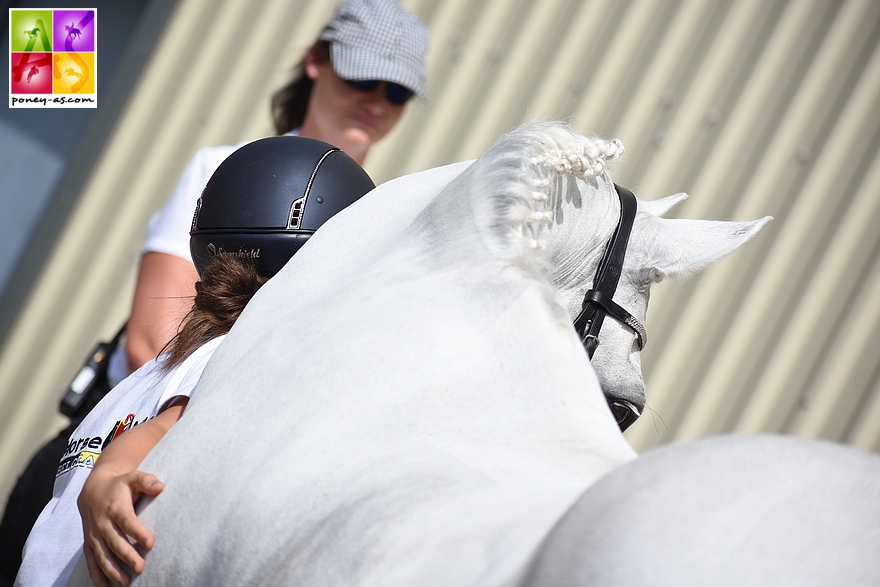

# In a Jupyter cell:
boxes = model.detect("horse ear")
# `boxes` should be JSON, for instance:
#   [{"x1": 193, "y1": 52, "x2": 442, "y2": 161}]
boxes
[
  {"x1": 639, "y1": 193, "x2": 688, "y2": 217},
  {"x1": 648, "y1": 216, "x2": 772, "y2": 281}
]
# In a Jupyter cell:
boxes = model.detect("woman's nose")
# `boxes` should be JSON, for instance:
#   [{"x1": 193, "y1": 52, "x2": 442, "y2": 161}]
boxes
[{"x1": 361, "y1": 84, "x2": 388, "y2": 110}]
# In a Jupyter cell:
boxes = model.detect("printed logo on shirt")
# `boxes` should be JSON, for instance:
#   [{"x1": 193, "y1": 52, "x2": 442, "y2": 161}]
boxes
[
  {"x1": 77, "y1": 450, "x2": 100, "y2": 468},
  {"x1": 57, "y1": 435, "x2": 102, "y2": 476},
  {"x1": 103, "y1": 412, "x2": 135, "y2": 450},
  {"x1": 57, "y1": 411, "x2": 150, "y2": 477}
]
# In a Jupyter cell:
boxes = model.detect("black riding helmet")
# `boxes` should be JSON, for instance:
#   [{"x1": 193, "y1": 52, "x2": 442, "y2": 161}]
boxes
[{"x1": 190, "y1": 136, "x2": 375, "y2": 278}]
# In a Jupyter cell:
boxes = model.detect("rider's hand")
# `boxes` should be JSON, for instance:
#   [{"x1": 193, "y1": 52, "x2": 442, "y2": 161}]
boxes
[{"x1": 78, "y1": 466, "x2": 164, "y2": 587}]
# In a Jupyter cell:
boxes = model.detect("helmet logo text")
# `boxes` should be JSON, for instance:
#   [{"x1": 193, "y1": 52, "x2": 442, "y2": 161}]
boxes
[{"x1": 206, "y1": 243, "x2": 261, "y2": 260}]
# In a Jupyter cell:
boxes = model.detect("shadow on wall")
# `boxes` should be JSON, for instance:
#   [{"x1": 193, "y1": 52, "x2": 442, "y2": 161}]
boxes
[{"x1": 0, "y1": 0, "x2": 169, "y2": 343}]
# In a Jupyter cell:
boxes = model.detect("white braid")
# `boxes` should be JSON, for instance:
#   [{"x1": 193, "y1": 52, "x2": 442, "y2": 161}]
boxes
[
  {"x1": 530, "y1": 138, "x2": 624, "y2": 180},
  {"x1": 457, "y1": 121, "x2": 624, "y2": 279}
]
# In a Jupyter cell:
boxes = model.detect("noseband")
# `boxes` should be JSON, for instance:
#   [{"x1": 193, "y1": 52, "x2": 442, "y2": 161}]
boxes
[{"x1": 572, "y1": 184, "x2": 646, "y2": 432}]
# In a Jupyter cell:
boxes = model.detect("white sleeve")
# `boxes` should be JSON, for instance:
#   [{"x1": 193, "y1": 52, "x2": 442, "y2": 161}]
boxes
[
  {"x1": 153, "y1": 335, "x2": 226, "y2": 412},
  {"x1": 141, "y1": 143, "x2": 244, "y2": 261}
]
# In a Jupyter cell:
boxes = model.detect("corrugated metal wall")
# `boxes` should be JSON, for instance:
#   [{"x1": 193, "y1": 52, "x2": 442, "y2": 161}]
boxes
[{"x1": 2, "y1": 0, "x2": 879, "y2": 508}]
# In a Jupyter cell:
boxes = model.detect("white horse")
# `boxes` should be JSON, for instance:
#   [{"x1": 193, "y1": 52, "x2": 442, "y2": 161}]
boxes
[
  {"x1": 67, "y1": 122, "x2": 770, "y2": 586},
  {"x1": 521, "y1": 434, "x2": 880, "y2": 587}
]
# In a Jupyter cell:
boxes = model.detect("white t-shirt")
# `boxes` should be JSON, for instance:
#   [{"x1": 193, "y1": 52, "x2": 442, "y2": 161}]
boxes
[
  {"x1": 15, "y1": 336, "x2": 225, "y2": 587},
  {"x1": 141, "y1": 142, "x2": 247, "y2": 261}
]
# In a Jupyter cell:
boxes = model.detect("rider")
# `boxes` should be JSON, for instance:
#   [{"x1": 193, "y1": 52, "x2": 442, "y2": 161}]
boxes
[{"x1": 15, "y1": 137, "x2": 375, "y2": 587}]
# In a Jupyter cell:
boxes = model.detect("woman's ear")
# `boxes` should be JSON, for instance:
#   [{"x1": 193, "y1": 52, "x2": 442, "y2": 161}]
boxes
[
  {"x1": 303, "y1": 41, "x2": 330, "y2": 81},
  {"x1": 304, "y1": 46, "x2": 323, "y2": 80}
]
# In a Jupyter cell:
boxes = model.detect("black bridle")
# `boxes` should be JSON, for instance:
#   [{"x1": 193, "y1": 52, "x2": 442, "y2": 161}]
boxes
[{"x1": 572, "y1": 184, "x2": 646, "y2": 432}]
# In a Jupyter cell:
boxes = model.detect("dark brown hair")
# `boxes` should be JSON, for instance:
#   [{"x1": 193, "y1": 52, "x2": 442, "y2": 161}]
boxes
[
  {"x1": 270, "y1": 41, "x2": 329, "y2": 135},
  {"x1": 159, "y1": 255, "x2": 269, "y2": 371}
]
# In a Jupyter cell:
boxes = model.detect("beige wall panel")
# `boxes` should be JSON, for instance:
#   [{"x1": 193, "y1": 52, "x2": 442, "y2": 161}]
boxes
[
  {"x1": 626, "y1": 0, "x2": 880, "y2": 448},
  {"x1": 671, "y1": 14, "x2": 880, "y2": 442},
  {"x1": 737, "y1": 58, "x2": 880, "y2": 435},
  {"x1": 850, "y1": 359, "x2": 880, "y2": 452},
  {"x1": 2, "y1": 0, "x2": 879, "y2": 513}
]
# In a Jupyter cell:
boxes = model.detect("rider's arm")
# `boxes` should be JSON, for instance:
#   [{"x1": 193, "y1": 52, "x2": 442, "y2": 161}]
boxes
[
  {"x1": 125, "y1": 252, "x2": 199, "y2": 372},
  {"x1": 78, "y1": 398, "x2": 188, "y2": 587}
]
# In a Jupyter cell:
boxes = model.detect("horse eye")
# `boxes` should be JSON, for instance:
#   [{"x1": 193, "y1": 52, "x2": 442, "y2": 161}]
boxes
[
  {"x1": 608, "y1": 400, "x2": 640, "y2": 432},
  {"x1": 609, "y1": 402, "x2": 629, "y2": 423}
]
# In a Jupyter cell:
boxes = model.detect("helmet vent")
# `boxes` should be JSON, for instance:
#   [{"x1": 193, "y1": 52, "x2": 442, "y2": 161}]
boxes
[
  {"x1": 286, "y1": 148, "x2": 340, "y2": 230},
  {"x1": 288, "y1": 197, "x2": 305, "y2": 229}
]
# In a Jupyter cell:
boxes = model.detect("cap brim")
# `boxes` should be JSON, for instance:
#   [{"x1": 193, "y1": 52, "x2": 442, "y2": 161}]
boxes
[{"x1": 329, "y1": 43, "x2": 428, "y2": 102}]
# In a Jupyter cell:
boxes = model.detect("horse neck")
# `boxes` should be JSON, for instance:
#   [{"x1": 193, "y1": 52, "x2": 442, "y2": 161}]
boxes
[{"x1": 403, "y1": 136, "x2": 633, "y2": 460}]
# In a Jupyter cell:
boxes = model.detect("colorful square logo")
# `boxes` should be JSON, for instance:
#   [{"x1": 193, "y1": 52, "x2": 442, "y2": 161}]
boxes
[{"x1": 9, "y1": 8, "x2": 97, "y2": 108}]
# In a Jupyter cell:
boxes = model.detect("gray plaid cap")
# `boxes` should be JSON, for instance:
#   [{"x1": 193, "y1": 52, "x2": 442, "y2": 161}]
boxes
[{"x1": 319, "y1": 0, "x2": 429, "y2": 101}]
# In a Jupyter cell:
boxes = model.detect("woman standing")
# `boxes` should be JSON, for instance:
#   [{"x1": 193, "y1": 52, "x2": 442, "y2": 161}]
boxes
[{"x1": 123, "y1": 0, "x2": 429, "y2": 378}]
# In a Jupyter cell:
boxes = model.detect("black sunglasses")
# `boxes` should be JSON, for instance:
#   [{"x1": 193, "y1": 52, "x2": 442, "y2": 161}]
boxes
[{"x1": 344, "y1": 79, "x2": 414, "y2": 105}]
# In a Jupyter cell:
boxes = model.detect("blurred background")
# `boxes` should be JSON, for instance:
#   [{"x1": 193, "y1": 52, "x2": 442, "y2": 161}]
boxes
[{"x1": 2, "y1": 0, "x2": 879, "y2": 512}]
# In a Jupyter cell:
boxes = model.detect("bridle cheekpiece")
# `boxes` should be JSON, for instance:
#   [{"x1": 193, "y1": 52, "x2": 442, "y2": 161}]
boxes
[{"x1": 572, "y1": 184, "x2": 646, "y2": 432}]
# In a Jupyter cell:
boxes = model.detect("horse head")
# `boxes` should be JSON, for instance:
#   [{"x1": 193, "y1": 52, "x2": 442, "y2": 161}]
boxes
[{"x1": 446, "y1": 122, "x2": 770, "y2": 428}]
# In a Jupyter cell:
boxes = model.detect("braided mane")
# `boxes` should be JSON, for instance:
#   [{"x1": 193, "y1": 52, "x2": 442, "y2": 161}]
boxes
[{"x1": 436, "y1": 122, "x2": 624, "y2": 282}]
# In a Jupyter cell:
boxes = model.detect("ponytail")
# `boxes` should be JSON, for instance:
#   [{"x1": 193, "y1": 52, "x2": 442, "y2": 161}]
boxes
[{"x1": 159, "y1": 255, "x2": 268, "y2": 371}]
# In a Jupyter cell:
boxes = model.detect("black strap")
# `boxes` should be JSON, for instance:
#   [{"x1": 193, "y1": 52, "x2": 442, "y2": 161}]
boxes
[
  {"x1": 581, "y1": 290, "x2": 646, "y2": 350},
  {"x1": 572, "y1": 185, "x2": 638, "y2": 358},
  {"x1": 593, "y1": 185, "x2": 638, "y2": 294},
  {"x1": 571, "y1": 184, "x2": 646, "y2": 432}
]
